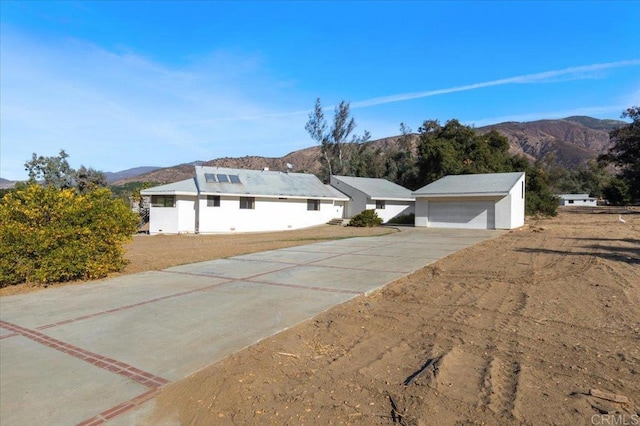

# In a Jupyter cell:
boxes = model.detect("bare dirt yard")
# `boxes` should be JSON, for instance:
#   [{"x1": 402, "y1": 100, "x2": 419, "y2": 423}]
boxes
[
  {"x1": 148, "y1": 210, "x2": 640, "y2": 425},
  {"x1": 0, "y1": 225, "x2": 394, "y2": 296}
]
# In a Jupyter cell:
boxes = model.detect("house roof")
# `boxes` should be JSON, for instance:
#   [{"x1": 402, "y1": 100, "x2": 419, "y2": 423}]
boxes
[
  {"x1": 331, "y1": 175, "x2": 414, "y2": 201},
  {"x1": 558, "y1": 193, "x2": 596, "y2": 200},
  {"x1": 324, "y1": 184, "x2": 350, "y2": 200},
  {"x1": 195, "y1": 166, "x2": 348, "y2": 200},
  {"x1": 140, "y1": 178, "x2": 198, "y2": 195},
  {"x1": 413, "y1": 172, "x2": 525, "y2": 198}
]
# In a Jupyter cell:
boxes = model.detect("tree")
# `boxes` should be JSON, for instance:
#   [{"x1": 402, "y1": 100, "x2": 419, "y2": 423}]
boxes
[
  {"x1": 602, "y1": 177, "x2": 631, "y2": 206},
  {"x1": 416, "y1": 119, "x2": 513, "y2": 186},
  {"x1": 599, "y1": 106, "x2": 640, "y2": 201},
  {"x1": 24, "y1": 149, "x2": 108, "y2": 193},
  {"x1": 25, "y1": 149, "x2": 74, "y2": 189},
  {"x1": 75, "y1": 165, "x2": 108, "y2": 194},
  {"x1": 305, "y1": 98, "x2": 370, "y2": 180}
]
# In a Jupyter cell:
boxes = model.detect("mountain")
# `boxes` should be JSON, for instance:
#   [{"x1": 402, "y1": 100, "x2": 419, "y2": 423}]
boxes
[
  {"x1": 0, "y1": 178, "x2": 16, "y2": 190},
  {"x1": 478, "y1": 116, "x2": 624, "y2": 167},
  {"x1": 112, "y1": 116, "x2": 623, "y2": 185},
  {"x1": 104, "y1": 166, "x2": 162, "y2": 183}
]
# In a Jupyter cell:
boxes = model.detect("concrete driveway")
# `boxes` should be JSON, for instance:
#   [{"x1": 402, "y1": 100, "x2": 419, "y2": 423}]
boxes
[{"x1": 0, "y1": 227, "x2": 501, "y2": 425}]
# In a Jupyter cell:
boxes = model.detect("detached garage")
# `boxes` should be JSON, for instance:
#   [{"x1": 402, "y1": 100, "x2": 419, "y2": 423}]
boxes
[{"x1": 413, "y1": 172, "x2": 525, "y2": 230}]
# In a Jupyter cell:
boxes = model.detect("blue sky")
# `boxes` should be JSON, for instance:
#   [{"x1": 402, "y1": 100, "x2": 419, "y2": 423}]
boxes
[{"x1": 1, "y1": 1, "x2": 639, "y2": 180}]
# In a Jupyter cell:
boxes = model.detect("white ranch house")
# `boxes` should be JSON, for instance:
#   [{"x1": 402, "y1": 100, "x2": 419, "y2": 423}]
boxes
[
  {"x1": 413, "y1": 172, "x2": 525, "y2": 230},
  {"x1": 329, "y1": 175, "x2": 415, "y2": 223},
  {"x1": 142, "y1": 166, "x2": 349, "y2": 234},
  {"x1": 558, "y1": 193, "x2": 597, "y2": 207}
]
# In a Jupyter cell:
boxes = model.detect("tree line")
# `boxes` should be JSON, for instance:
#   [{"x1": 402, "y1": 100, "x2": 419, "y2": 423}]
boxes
[{"x1": 306, "y1": 99, "x2": 640, "y2": 213}]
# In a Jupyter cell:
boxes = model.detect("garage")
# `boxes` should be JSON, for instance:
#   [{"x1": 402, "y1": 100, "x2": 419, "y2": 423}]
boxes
[
  {"x1": 413, "y1": 172, "x2": 525, "y2": 230},
  {"x1": 427, "y1": 200, "x2": 496, "y2": 229}
]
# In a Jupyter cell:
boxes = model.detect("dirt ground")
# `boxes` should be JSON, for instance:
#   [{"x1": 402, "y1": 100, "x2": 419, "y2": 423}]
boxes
[
  {"x1": 148, "y1": 210, "x2": 640, "y2": 425},
  {"x1": 0, "y1": 225, "x2": 393, "y2": 297}
]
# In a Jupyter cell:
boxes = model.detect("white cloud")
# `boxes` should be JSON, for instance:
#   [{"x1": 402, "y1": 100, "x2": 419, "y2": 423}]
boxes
[{"x1": 0, "y1": 30, "x2": 309, "y2": 179}]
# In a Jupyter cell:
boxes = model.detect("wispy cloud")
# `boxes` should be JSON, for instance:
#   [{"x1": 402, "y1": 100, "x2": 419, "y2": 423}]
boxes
[
  {"x1": 0, "y1": 30, "x2": 308, "y2": 179},
  {"x1": 350, "y1": 60, "x2": 640, "y2": 109},
  {"x1": 209, "y1": 60, "x2": 640, "y2": 121}
]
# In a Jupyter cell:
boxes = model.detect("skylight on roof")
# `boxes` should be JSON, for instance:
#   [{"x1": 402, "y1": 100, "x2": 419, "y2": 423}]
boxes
[
  {"x1": 204, "y1": 173, "x2": 216, "y2": 183},
  {"x1": 216, "y1": 174, "x2": 229, "y2": 183},
  {"x1": 229, "y1": 174, "x2": 241, "y2": 184}
]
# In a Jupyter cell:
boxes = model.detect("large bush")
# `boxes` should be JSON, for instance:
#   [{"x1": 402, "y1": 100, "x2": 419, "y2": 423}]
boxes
[
  {"x1": 348, "y1": 209, "x2": 383, "y2": 227},
  {"x1": 0, "y1": 185, "x2": 138, "y2": 286}
]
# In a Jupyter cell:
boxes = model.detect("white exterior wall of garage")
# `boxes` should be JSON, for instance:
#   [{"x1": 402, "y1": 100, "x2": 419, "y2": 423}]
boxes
[{"x1": 413, "y1": 172, "x2": 525, "y2": 230}]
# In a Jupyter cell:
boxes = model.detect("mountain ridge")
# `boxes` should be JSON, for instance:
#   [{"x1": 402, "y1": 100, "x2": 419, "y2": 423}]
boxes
[{"x1": 113, "y1": 116, "x2": 623, "y2": 186}]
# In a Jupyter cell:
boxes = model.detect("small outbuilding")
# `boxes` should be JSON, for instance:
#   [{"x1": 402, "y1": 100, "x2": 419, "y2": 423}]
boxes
[
  {"x1": 329, "y1": 175, "x2": 415, "y2": 223},
  {"x1": 412, "y1": 172, "x2": 525, "y2": 230},
  {"x1": 557, "y1": 193, "x2": 597, "y2": 207}
]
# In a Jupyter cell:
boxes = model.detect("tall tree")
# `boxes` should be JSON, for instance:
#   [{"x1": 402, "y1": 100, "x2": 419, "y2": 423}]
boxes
[
  {"x1": 25, "y1": 149, "x2": 74, "y2": 189},
  {"x1": 599, "y1": 106, "x2": 640, "y2": 201},
  {"x1": 24, "y1": 150, "x2": 107, "y2": 193},
  {"x1": 75, "y1": 166, "x2": 108, "y2": 194},
  {"x1": 305, "y1": 98, "x2": 370, "y2": 180},
  {"x1": 416, "y1": 119, "x2": 513, "y2": 186}
]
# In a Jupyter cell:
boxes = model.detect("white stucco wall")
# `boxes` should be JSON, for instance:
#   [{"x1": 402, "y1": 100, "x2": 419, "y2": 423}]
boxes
[
  {"x1": 559, "y1": 198, "x2": 597, "y2": 206},
  {"x1": 197, "y1": 196, "x2": 342, "y2": 233},
  {"x1": 507, "y1": 175, "x2": 525, "y2": 229},
  {"x1": 148, "y1": 196, "x2": 196, "y2": 234},
  {"x1": 365, "y1": 201, "x2": 415, "y2": 223}
]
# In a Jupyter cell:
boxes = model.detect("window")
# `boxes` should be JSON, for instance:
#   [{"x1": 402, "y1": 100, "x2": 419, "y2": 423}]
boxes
[
  {"x1": 521, "y1": 181, "x2": 524, "y2": 199},
  {"x1": 307, "y1": 199, "x2": 320, "y2": 211},
  {"x1": 151, "y1": 195, "x2": 175, "y2": 207},
  {"x1": 229, "y1": 174, "x2": 241, "y2": 184},
  {"x1": 568, "y1": 200, "x2": 574, "y2": 204},
  {"x1": 240, "y1": 197, "x2": 255, "y2": 209},
  {"x1": 204, "y1": 173, "x2": 216, "y2": 183},
  {"x1": 376, "y1": 200, "x2": 386, "y2": 209},
  {"x1": 207, "y1": 195, "x2": 220, "y2": 207},
  {"x1": 217, "y1": 174, "x2": 229, "y2": 183}
]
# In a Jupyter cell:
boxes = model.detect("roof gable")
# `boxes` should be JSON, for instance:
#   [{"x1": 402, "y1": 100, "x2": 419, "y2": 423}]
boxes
[
  {"x1": 413, "y1": 172, "x2": 525, "y2": 197},
  {"x1": 331, "y1": 175, "x2": 414, "y2": 200}
]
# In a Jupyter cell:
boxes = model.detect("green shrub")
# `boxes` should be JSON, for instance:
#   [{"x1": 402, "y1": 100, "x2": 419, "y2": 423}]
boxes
[
  {"x1": 0, "y1": 185, "x2": 139, "y2": 286},
  {"x1": 387, "y1": 213, "x2": 415, "y2": 224},
  {"x1": 348, "y1": 209, "x2": 383, "y2": 227}
]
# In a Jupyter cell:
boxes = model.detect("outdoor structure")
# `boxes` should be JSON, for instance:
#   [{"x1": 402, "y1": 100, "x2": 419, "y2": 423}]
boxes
[
  {"x1": 141, "y1": 166, "x2": 348, "y2": 234},
  {"x1": 413, "y1": 172, "x2": 525, "y2": 230},
  {"x1": 557, "y1": 193, "x2": 597, "y2": 207},
  {"x1": 329, "y1": 175, "x2": 415, "y2": 223}
]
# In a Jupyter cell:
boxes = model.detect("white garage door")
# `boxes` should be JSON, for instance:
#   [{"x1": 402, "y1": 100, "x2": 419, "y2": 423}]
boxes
[{"x1": 428, "y1": 201, "x2": 495, "y2": 229}]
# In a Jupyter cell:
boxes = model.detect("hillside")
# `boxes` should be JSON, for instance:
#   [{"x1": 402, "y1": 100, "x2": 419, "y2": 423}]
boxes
[
  {"x1": 113, "y1": 116, "x2": 621, "y2": 185},
  {"x1": 104, "y1": 166, "x2": 162, "y2": 183},
  {"x1": 0, "y1": 178, "x2": 16, "y2": 190},
  {"x1": 479, "y1": 117, "x2": 623, "y2": 167}
]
